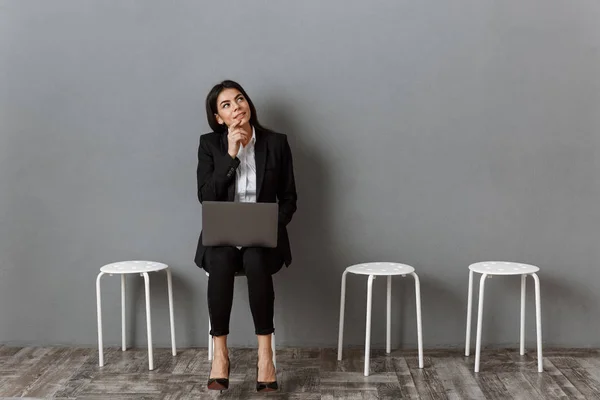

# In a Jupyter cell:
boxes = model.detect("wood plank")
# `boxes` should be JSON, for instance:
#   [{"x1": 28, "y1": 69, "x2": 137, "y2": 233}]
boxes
[
  {"x1": 473, "y1": 373, "x2": 512, "y2": 400},
  {"x1": 503, "y1": 350, "x2": 571, "y2": 399},
  {"x1": 1, "y1": 347, "x2": 62, "y2": 397},
  {"x1": 576, "y1": 355, "x2": 600, "y2": 386},
  {"x1": 522, "y1": 368, "x2": 570, "y2": 399},
  {"x1": 321, "y1": 388, "x2": 365, "y2": 400},
  {"x1": 0, "y1": 347, "x2": 52, "y2": 375},
  {"x1": 76, "y1": 396, "x2": 162, "y2": 400},
  {"x1": 320, "y1": 382, "x2": 389, "y2": 400},
  {"x1": 245, "y1": 394, "x2": 321, "y2": 400},
  {"x1": 0, "y1": 345, "x2": 24, "y2": 357},
  {"x1": 548, "y1": 356, "x2": 583, "y2": 370},
  {"x1": 158, "y1": 375, "x2": 204, "y2": 400},
  {"x1": 322, "y1": 347, "x2": 370, "y2": 373},
  {"x1": 560, "y1": 366, "x2": 600, "y2": 399},
  {"x1": 277, "y1": 346, "x2": 321, "y2": 361},
  {"x1": 278, "y1": 366, "x2": 319, "y2": 393},
  {"x1": 542, "y1": 359, "x2": 586, "y2": 399},
  {"x1": 391, "y1": 356, "x2": 421, "y2": 399},
  {"x1": 432, "y1": 356, "x2": 486, "y2": 399},
  {"x1": 475, "y1": 349, "x2": 537, "y2": 373},
  {"x1": 54, "y1": 347, "x2": 120, "y2": 398},
  {"x1": 376, "y1": 381, "x2": 412, "y2": 400},
  {"x1": 408, "y1": 357, "x2": 449, "y2": 400},
  {"x1": 544, "y1": 349, "x2": 600, "y2": 357},
  {"x1": 76, "y1": 372, "x2": 167, "y2": 397},
  {"x1": 497, "y1": 372, "x2": 545, "y2": 400},
  {"x1": 21, "y1": 347, "x2": 90, "y2": 398}
]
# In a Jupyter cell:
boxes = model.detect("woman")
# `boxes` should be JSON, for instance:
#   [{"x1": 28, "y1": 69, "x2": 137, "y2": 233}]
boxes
[{"x1": 194, "y1": 80, "x2": 297, "y2": 392}]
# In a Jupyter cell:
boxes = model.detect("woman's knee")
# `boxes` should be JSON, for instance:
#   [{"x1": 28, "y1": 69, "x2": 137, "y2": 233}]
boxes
[
  {"x1": 243, "y1": 248, "x2": 283, "y2": 276},
  {"x1": 205, "y1": 246, "x2": 240, "y2": 275},
  {"x1": 242, "y1": 248, "x2": 270, "y2": 275}
]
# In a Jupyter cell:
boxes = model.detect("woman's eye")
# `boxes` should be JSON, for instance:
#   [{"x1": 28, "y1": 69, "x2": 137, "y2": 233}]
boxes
[{"x1": 223, "y1": 104, "x2": 229, "y2": 108}]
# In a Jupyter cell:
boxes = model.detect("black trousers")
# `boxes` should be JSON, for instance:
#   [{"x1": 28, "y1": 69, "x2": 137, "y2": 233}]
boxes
[{"x1": 203, "y1": 246, "x2": 283, "y2": 336}]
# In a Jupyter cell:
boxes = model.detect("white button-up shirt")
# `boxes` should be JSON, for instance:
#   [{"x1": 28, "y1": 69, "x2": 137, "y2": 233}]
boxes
[{"x1": 234, "y1": 126, "x2": 257, "y2": 203}]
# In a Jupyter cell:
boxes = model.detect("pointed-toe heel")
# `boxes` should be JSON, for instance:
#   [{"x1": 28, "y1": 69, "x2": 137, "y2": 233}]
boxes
[
  {"x1": 256, "y1": 365, "x2": 278, "y2": 392},
  {"x1": 207, "y1": 357, "x2": 231, "y2": 392}
]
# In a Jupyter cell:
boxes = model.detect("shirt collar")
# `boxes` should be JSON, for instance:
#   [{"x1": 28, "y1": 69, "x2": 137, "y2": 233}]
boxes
[{"x1": 243, "y1": 126, "x2": 256, "y2": 148}]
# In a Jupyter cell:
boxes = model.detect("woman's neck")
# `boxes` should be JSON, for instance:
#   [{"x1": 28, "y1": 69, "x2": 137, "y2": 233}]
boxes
[
  {"x1": 240, "y1": 122, "x2": 253, "y2": 146},
  {"x1": 241, "y1": 122, "x2": 252, "y2": 135}
]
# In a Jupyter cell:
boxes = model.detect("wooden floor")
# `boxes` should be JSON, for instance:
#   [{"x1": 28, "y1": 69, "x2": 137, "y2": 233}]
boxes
[{"x1": 1, "y1": 346, "x2": 600, "y2": 399}]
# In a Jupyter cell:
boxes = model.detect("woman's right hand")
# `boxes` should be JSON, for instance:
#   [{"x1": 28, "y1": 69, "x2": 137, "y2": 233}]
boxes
[{"x1": 227, "y1": 119, "x2": 247, "y2": 158}]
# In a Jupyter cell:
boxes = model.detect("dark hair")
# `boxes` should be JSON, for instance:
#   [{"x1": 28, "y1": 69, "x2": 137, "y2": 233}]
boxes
[{"x1": 205, "y1": 80, "x2": 269, "y2": 134}]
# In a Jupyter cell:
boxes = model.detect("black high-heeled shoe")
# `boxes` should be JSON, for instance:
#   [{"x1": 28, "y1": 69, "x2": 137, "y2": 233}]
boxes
[
  {"x1": 207, "y1": 357, "x2": 230, "y2": 392},
  {"x1": 256, "y1": 362, "x2": 278, "y2": 392}
]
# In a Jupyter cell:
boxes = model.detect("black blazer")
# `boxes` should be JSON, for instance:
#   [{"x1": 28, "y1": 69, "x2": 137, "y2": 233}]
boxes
[{"x1": 194, "y1": 126, "x2": 298, "y2": 268}]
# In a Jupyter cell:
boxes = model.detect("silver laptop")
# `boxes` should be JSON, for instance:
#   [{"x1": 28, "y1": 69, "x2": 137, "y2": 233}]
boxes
[{"x1": 201, "y1": 201, "x2": 278, "y2": 248}]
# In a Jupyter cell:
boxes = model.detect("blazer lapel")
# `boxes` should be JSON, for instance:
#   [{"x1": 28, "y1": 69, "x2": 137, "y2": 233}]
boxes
[
  {"x1": 221, "y1": 131, "x2": 228, "y2": 153},
  {"x1": 220, "y1": 132, "x2": 236, "y2": 201},
  {"x1": 254, "y1": 128, "x2": 267, "y2": 200}
]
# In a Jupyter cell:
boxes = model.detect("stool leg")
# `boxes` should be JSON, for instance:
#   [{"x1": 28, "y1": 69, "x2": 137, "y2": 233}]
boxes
[
  {"x1": 96, "y1": 272, "x2": 105, "y2": 367},
  {"x1": 166, "y1": 268, "x2": 176, "y2": 356},
  {"x1": 411, "y1": 272, "x2": 424, "y2": 369},
  {"x1": 465, "y1": 269, "x2": 474, "y2": 356},
  {"x1": 142, "y1": 272, "x2": 154, "y2": 371},
  {"x1": 272, "y1": 332, "x2": 276, "y2": 368},
  {"x1": 208, "y1": 318, "x2": 212, "y2": 361},
  {"x1": 474, "y1": 273, "x2": 488, "y2": 373},
  {"x1": 337, "y1": 270, "x2": 349, "y2": 361},
  {"x1": 386, "y1": 275, "x2": 392, "y2": 354},
  {"x1": 532, "y1": 273, "x2": 543, "y2": 372},
  {"x1": 121, "y1": 274, "x2": 126, "y2": 352},
  {"x1": 520, "y1": 274, "x2": 526, "y2": 356},
  {"x1": 364, "y1": 275, "x2": 375, "y2": 376}
]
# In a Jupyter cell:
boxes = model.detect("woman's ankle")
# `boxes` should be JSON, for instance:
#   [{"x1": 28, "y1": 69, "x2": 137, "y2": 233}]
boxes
[
  {"x1": 213, "y1": 348, "x2": 229, "y2": 358},
  {"x1": 212, "y1": 335, "x2": 229, "y2": 357},
  {"x1": 258, "y1": 351, "x2": 273, "y2": 363}
]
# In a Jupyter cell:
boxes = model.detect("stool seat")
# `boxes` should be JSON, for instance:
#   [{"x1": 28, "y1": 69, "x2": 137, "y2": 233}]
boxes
[
  {"x1": 346, "y1": 262, "x2": 415, "y2": 276},
  {"x1": 101, "y1": 260, "x2": 168, "y2": 274},
  {"x1": 469, "y1": 261, "x2": 539, "y2": 275}
]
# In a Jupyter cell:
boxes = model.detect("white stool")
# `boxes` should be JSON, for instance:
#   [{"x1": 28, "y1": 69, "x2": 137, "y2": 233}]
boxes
[
  {"x1": 96, "y1": 260, "x2": 176, "y2": 371},
  {"x1": 337, "y1": 262, "x2": 424, "y2": 376},
  {"x1": 205, "y1": 271, "x2": 276, "y2": 367},
  {"x1": 464, "y1": 261, "x2": 542, "y2": 373}
]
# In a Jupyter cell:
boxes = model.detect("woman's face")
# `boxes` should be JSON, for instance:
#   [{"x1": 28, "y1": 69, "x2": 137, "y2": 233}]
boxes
[{"x1": 214, "y1": 88, "x2": 251, "y2": 128}]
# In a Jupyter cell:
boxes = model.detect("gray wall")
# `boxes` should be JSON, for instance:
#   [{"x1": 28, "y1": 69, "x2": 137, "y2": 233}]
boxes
[{"x1": 1, "y1": 0, "x2": 600, "y2": 349}]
